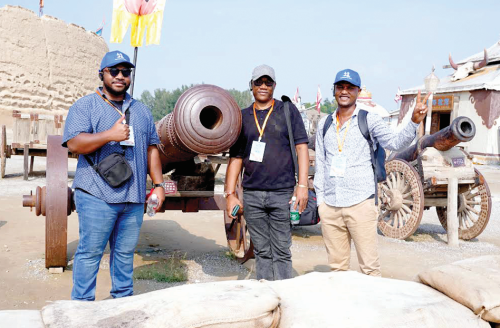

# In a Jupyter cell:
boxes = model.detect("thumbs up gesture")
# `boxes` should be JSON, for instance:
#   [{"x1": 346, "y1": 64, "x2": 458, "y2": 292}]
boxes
[{"x1": 108, "y1": 115, "x2": 130, "y2": 142}]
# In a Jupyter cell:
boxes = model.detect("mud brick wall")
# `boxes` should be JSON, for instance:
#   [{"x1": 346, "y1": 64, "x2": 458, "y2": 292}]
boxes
[{"x1": 0, "y1": 6, "x2": 108, "y2": 115}]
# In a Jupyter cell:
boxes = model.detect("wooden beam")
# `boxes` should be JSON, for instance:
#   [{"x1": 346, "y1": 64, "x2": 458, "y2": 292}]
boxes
[{"x1": 447, "y1": 177, "x2": 459, "y2": 247}]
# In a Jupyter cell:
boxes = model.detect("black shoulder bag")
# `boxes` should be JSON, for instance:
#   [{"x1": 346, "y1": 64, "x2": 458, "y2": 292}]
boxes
[
  {"x1": 83, "y1": 109, "x2": 133, "y2": 188},
  {"x1": 282, "y1": 96, "x2": 320, "y2": 226}
]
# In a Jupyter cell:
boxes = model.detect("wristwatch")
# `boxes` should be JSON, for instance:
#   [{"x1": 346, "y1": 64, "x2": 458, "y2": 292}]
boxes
[
  {"x1": 154, "y1": 182, "x2": 166, "y2": 190},
  {"x1": 223, "y1": 191, "x2": 235, "y2": 198}
]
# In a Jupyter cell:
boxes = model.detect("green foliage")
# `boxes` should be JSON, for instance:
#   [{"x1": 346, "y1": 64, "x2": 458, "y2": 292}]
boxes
[
  {"x1": 140, "y1": 86, "x2": 253, "y2": 122},
  {"x1": 321, "y1": 98, "x2": 338, "y2": 114},
  {"x1": 303, "y1": 98, "x2": 337, "y2": 114},
  {"x1": 140, "y1": 85, "x2": 192, "y2": 122},
  {"x1": 226, "y1": 89, "x2": 253, "y2": 109}
]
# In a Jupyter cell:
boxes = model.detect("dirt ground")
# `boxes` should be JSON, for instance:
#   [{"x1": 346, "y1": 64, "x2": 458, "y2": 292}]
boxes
[{"x1": 1, "y1": 149, "x2": 499, "y2": 311}]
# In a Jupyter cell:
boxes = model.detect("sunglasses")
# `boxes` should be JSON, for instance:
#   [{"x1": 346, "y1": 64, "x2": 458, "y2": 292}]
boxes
[
  {"x1": 253, "y1": 79, "x2": 274, "y2": 87},
  {"x1": 105, "y1": 68, "x2": 132, "y2": 78}
]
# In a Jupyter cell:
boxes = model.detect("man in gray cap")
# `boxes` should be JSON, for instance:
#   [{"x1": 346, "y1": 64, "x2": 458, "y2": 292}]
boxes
[
  {"x1": 314, "y1": 68, "x2": 429, "y2": 276},
  {"x1": 224, "y1": 64, "x2": 309, "y2": 280},
  {"x1": 63, "y1": 50, "x2": 166, "y2": 300}
]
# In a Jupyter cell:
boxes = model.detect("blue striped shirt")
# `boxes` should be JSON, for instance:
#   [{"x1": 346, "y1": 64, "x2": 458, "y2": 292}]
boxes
[
  {"x1": 314, "y1": 107, "x2": 419, "y2": 207},
  {"x1": 62, "y1": 88, "x2": 160, "y2": 204}
]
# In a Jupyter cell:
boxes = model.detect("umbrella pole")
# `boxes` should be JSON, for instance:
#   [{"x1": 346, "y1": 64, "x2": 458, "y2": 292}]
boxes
[{"x1": 130, "y1": 46, "x2": 138, "y2": 98}]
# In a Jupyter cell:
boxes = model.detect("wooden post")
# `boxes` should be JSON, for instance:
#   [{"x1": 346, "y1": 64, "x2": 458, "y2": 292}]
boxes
[
  {"x1": 29, "y1": 156, "x2": 35, "y2": 175},
  {"x1": 23, "y1": 143, "x2": 29, "y2": 180},
  {"x1": 447, "y1": 176, "x2": 459, "y2": 247},
  {"x1": 1, "y1": 125, "x2": 6, "y2": 178}
]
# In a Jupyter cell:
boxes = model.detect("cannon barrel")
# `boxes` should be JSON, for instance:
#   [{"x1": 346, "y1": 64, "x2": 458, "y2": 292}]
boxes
[
  {"x1": 389, "y1": 116, "x2": 476, "y2": 163},
  {"x1": 155, "y1": 85, "x2": 242, "y2": 172}
]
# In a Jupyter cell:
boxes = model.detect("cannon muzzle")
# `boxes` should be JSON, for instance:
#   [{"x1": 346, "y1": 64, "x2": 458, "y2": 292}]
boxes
[
  {"x1": 389, "y1": 116, "x2": 476, "y2": 162},
  {"x1": 155, "y1": 85, "x2": 242, "y2": 172}
]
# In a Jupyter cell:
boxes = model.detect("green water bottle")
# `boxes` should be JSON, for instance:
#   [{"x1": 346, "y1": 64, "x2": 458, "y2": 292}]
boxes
[{"x1": 290, "y1": 196, "x2": 300, "y2": 225}]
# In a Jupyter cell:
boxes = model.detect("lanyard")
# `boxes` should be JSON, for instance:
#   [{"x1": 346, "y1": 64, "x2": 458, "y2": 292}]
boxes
[
  {"x1": 336, "y1": 113, "x2": 351, "y2": 153},
  {"x1": 253, "y1": 100, "x2": 275, "y2": 142},
  {"x1": 95, "y1": 90, "x2": 125, "y2": 119}
]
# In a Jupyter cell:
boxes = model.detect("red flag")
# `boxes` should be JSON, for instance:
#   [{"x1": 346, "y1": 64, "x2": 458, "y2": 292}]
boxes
[
  {"x1": 293, "y1": 87, "x2": 299, "y2": 104},
  {"x1": 316, "y1": 85, "x2": 322, "y2": 113},
  {"x1": 394, "y1": 87, "x2": 402, "y2": 103}
]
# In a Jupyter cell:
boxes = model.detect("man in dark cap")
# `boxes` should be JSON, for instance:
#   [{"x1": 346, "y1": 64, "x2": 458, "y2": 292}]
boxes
[
  {"x1": 225, "y1": 64, "x2": 309, "y2": 280},
  {"x1": 63, "y1": 50, "x2": 166, "y2": 300},
  {"x1": 314, "y1": 68, "x2": 429, "y2": 276}
]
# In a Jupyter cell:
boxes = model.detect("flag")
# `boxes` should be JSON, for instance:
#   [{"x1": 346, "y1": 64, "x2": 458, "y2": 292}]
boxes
[
  {"x1": 96, "y1": 17, "x2": 105, "y2": 36},
  {"x1": 110, "y1": 0, "x2": 167, "y2": 47},
  {"x1": 293, "y1": 87, "x2": 299, "y2": 104},
  {"x1": 316, "y1": 85, "x2": 322, "y2": 113},
  {"x1": 394, "y1": 87, "x2": 402, "y2": 103},
  {"x1": 39, "y1": 0, "x2": 44, "y2": 16}
]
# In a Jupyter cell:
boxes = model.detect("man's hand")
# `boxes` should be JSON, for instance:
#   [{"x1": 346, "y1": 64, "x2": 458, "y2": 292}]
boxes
[
  {"x1": 108, "y1": 115, "x2": 129, "y2": 142},
  {"x1": 152, "y1": 187, "x2": 165, "y2": 211},
  {"x1": 411, "y1": 90, "x2": 431, "y2": 124},
  {"x1": 226, "y1": 194, "x2": 243, "y2": 219},
  {"x1": 292, "y1": 186, "x2": 308, "y2": 214}
]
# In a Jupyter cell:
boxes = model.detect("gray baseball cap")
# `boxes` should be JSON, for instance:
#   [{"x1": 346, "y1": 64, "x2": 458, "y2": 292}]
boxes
[{"x1": 251, "y1": 64, "x2": 276, "y2": 82}]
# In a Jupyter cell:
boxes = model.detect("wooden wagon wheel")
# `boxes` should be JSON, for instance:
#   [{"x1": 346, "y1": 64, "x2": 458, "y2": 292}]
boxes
[
  {"x1": 224, "y1": 173, "x2": 254, "y2": 263},
  {"x1": 436, "y1": 168, "x2": 491, "y2": 240},
  {"x1": 377, "y1": 159, "x2": 425, "y2": 239},
  {"x1": 22, "y1": 136, "x2": 72, "y2": 268}
]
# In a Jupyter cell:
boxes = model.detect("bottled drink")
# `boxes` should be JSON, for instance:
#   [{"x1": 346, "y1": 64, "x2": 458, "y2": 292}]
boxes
[
  {"x1": 147, "y1": 194, "x2": 158, "y2": 217},
  {"x1": 290, "y1": 196, "x2": 300, "y2": 225}
]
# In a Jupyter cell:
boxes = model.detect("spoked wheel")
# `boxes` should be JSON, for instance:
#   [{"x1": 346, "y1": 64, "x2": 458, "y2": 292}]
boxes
[
  {"x1": 378, "y1": 159, "x2": 425, "y2": 239},
  {"x1": 436, "y1": 168, "x2": 491, "y2": 240},
  {"x1": 224, "y1": 174, "x2": 254, "y2": 263}
]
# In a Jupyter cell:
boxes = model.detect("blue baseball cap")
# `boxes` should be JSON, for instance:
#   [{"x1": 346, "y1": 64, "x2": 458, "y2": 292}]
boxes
[
  {"x1": 334, "y1": 69, "x2": 361, "y2": 88},
  {"x1": 99, "y1": 50, "x2": 135, "y2": 71}
]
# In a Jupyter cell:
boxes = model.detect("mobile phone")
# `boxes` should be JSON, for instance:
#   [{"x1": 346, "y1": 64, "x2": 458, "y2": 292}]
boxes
[{"x1": 231, "y1": 205, "x2": 240, "y2": 217}]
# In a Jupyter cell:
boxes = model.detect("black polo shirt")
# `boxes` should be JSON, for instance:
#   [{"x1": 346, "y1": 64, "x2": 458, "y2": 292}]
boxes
[{"x1": 229, "y1": 99, "x2": 308, "y2": 190}]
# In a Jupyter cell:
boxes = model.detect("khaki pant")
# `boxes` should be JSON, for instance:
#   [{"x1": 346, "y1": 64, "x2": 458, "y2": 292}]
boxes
[{"x1": 318, "y1": 198, "x2": 381, "y2": 276}]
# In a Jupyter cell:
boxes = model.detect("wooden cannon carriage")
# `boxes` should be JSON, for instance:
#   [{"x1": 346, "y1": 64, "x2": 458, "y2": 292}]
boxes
[
  {"x1": 377, "y1": 116, "x2": 491, "y2": 241},
  {"x1": 21, "y1": 85, "x2": 255, "y2": 269}
]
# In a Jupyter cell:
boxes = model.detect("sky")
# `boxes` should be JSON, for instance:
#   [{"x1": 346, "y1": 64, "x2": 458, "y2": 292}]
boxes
[{"x1": 2, "y1": 0, "x2": 500, "y2": 112}]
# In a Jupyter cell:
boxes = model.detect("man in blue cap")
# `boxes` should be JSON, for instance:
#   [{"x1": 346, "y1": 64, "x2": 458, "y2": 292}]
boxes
[
  {"x1": 314, "y1": 69, "x2": 430, "y2": 276},
  {"x1": 63, "y1": 50, "x2": 166, "y2": 300}
]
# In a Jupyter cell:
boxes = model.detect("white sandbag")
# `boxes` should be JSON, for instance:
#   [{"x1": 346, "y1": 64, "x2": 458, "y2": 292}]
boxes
[
  {"x1": 266, "y1": 271, "x2": 489, "y2": 328},
  {"x1": 41, "y1": 280, "x2": 280, "y2": 328},
  {"x1": 419, "y1": 255, "x2": 500, "y2": 323},
  {"x1": 0, "y1": 310, "x2": 44, "y2": 328}
]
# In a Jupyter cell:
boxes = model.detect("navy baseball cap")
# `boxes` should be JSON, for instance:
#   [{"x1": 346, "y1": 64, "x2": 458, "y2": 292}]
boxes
[
  {"x1": 100, "y1": 51, "x2": 135, "y2": 71},
  {"x1": 334, "y1": 69, "x2": 361, "y2": 88}
]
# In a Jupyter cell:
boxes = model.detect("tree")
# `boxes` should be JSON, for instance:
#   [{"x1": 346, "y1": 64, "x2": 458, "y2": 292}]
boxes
[{"x1": 140, "y1": 86, "x2": 254, "y2": 122}]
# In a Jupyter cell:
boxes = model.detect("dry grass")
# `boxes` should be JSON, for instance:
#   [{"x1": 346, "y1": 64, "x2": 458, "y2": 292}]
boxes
[{"x1": 134, "y1": 253, "x2": 188, "y2": 283}]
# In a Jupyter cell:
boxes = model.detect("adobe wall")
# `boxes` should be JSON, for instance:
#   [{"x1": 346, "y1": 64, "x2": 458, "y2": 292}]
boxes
[{"x1": 0, "y1": 5, "x2": 108, "y2": 119}]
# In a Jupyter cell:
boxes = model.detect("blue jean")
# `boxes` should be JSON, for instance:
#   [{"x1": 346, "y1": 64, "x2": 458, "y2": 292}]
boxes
[
  {"x1": 72, "y1": 189, "x2": 144, "y2": 301},
  {"x1": 243, "y1": 188, "x2": 294, "y2": 281}
]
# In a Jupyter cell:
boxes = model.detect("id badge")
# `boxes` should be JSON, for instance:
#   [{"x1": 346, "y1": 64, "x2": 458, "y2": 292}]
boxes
[
  {"x1": 249, "y1": 141, "x2": 266, "y2": 162},
  {"x1": 330, "y1": 154, "x2": 347, "y2": 177},
  {"x1": 120, "y1": 126, "x2": 135, "y2": 147}
]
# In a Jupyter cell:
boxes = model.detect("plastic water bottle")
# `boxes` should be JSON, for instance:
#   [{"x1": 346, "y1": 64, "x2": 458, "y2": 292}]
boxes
[
  {"x1": 290, "y1": 196, "x2": 300, "y2": 225},
  {"x1": 147, "y1": 194, "x2": 158, "y2": 217}
]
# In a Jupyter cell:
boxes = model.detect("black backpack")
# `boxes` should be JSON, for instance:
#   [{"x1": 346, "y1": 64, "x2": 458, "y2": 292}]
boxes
[{"x1": 322, "y1": 110, "x2": 386, "y2": 203}]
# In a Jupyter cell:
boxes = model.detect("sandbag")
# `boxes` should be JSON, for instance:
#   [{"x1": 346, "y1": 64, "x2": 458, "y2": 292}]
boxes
[
  {"x1": 419, "y1": 255, "x2": 500, "y2": 323},
  {"x1": 0, "y1": 310, "x2": 44, "y2": 328},
  {"x1": 266, "y1": 271, "x2": 489, "y2": 328},
  {"x1": 41, "y1": 280, "x2": 280, "y2": 328}
]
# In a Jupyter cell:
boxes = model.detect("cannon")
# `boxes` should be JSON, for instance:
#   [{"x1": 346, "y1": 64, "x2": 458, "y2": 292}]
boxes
[
  {"x1": 377, "y1": 116, "x2": 491, "y2": 240},
  {"x1": 22, "y1": 84, "x2": 255, "y2": 269}
]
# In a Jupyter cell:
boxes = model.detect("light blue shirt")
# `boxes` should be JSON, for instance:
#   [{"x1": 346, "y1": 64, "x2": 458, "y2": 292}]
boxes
[
  {"x1": 62, "y1": 88, "x2": 160, "y2": 204},
  {"x1": 314, "y1": 107, "x2": 419, "y2": 207}
]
